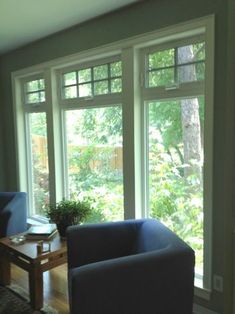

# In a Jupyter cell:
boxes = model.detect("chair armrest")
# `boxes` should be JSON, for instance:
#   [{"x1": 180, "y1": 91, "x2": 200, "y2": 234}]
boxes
[
  {"x1": 0, "y1": 192, "x2": 27, "y2": 237},
  {"x1": 69, "y1": 246, "x2": 195, "y2": 314}
]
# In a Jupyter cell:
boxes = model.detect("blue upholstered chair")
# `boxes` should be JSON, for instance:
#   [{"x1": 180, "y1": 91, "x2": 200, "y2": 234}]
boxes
[
  {"x1": 67, "y1": 218, "x2": 195, "y2": 314},
  {"x1": 0, "y1": 192, "x2": 27, "y2": 238}
]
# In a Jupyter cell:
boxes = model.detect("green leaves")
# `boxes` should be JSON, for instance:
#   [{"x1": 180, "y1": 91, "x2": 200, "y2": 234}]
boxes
[
  {"x1": 45, "y1": 198, "x2": 92, "y2": 225},
  {"x1": 148, "y1": 98, "x2": 204, "y2": 269}
]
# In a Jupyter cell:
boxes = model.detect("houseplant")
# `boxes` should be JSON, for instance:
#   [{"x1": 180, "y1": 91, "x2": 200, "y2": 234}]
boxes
[{"x1": 45, "y1": 198, "x2": 92, "y2": 238}]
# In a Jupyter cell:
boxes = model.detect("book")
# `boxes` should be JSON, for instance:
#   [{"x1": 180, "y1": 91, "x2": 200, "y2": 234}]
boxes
[{"x1": 25, "y1": 224, "x2": 58, "y2": 240}]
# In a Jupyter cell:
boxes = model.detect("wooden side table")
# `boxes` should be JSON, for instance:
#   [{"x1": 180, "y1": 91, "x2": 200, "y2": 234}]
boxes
[{"x1": 0, "y1": 233, "x2": 67, "y2": 310}]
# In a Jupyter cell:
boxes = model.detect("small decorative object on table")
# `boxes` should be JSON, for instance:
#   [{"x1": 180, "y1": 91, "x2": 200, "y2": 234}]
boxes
[
  {"x1": 10, "y1": 235, "x2": 25, "y2": 245},
  {"x1": 36, "y1": 240, "x2": 51, "y2": 255}
]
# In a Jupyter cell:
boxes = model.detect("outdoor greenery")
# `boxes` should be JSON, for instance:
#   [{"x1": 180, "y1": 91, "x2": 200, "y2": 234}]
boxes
[
  {"x1": 30, "y1": 112, "x2": 49, "y2": 216},
  {"x1": 148, "y1": 98, "x2": 204, "y2": 268},
  {"x1": 66, "y1": 107, "x2": 123, "y2": 223}
]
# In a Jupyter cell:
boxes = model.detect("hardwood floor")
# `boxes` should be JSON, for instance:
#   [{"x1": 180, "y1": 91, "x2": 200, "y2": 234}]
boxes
[{"x1": 11, "y1": 263, "x2": 69, "y2": 314}]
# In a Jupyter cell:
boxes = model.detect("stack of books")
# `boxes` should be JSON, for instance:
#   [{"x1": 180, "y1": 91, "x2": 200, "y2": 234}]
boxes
[{"x1": 25, "y1": 223, "x2": 58, "y2": 240}]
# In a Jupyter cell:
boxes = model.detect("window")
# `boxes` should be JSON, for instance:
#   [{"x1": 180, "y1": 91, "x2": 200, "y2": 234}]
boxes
[
  {"x1": 13, "y1": 17, "x2": 213, "y2": 293},
  {"x1": 21, "y1": 77, "x2": 49, "y2": 217},
  {"x1": 147, "y1": 42, "x2": 205, "y2": 87},
  {"x1": 25, "y1": 79, "x2": 45, "y2": 104},
  {"x1": 141, "y1": 39, "x2": 208, "y2": 285},
  {"x1": 62, "y1": 60, "x2": 122, "y2": 99}
]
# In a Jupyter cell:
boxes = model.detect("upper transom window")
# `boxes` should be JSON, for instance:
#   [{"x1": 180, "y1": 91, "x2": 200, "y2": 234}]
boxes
[
  {"x1": 24, "y1": 79, "x2": 45, "y2": 104},
  {"x1": 147, "y1": 42, "x2": 205, "y2": 88},
  {"x1": 62, "y1": 60, "x2": 122, "y2": 99}
]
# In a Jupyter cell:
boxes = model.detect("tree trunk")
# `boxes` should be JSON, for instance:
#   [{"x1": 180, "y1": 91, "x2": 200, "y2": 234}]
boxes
[{"x1": 177, "y1": 46, "x2": 202, "y2": 178}]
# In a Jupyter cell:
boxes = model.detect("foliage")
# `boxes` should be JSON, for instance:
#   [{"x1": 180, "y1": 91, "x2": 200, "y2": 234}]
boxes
[
  {"x1": 32, "y1": 156, "x2": 49, "y2": 216},
  {"x1": 148, "y1": 42, "x2": 205, "y2": 88},
  {"x1": 148, "y1": 97, "x2": 204, "y2": 268},
  {"x1": 45, "y1": 198, "x2": 92, "y2": 226},
  {"x1": 68, "y1": 143, "x2": 123, "y2": 222},
  {"x1": 30, "y1": 112, "x2": 47, "y2": 136},
  {"x1": 78, "y1": 106, "x2": 122, "y2": 144},
  {"x1": 66, "y1": 106, "x2": 124, "y2": 222},
  {"x1": 30, "y1": 112, "x2": 49, "y2": 216}
]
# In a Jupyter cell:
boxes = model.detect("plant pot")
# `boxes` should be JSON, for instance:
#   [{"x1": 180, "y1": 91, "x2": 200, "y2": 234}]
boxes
[{"x1": 56, "y1": 223, "x2": 70, "y2": 239}]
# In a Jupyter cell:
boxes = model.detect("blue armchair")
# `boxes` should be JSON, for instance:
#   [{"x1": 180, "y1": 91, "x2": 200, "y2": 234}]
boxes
[
  {"x1": 67, "y1": 219, "x2": 195, "y2": 314},
  {"x1": 0, "y1": 192, "x2": 27, "y2": 238}
]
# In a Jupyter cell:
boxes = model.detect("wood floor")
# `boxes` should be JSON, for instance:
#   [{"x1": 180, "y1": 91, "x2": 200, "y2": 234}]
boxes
[{"x1": 11, "y1": 263, "x2": 69, "y2": 314}]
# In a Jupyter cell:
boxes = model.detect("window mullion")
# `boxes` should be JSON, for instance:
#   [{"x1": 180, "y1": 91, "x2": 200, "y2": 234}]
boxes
[
  {"x1": 174, "y1": 47, "x2": 178, "y2": 83},
  {"x1": 45, "y1": 69, "x2": 64, "y2": 206},
  {"x1": 122, "y1": 47, "x2": 142, "y2": 219},
  {"x1": 24, "y1": 113, "x2": 35, "y2": 216}
]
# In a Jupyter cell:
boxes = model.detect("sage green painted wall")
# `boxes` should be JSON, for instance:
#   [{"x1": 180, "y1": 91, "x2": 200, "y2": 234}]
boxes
[
  {"x1": 0, "y1": 0, "x2": 233, "y2": 312},
  {"x1": 0, "y1": 64, "x2": 5, "y2": 190},
  {"x1": 222, "y1": 0, "x2": 235, "y2": 313}
]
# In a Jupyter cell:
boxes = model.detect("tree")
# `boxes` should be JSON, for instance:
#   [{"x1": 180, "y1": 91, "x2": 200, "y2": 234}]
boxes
[{"x1": 178, "y1": 45, "x2": 203, "y2": 179}]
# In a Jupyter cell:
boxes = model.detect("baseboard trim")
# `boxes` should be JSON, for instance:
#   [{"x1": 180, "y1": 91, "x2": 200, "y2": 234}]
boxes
[{"x1": 193, "y1": 304, "x2": 219, "y2": 314}]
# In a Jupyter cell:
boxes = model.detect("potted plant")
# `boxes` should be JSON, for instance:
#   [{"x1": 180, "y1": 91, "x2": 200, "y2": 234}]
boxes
[{"x1": 45, "y1": 198, "x2": 92, "y2": 238}]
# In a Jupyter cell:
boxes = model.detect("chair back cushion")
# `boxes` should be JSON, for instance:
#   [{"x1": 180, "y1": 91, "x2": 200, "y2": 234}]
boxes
[{"x1": 0, "y1": 193, "x2": 15, "y2": 211}]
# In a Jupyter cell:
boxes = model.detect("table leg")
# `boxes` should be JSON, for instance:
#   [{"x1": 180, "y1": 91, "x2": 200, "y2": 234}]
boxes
[
  {"x1": 29, "y1": 263, "x2": 43, "y2": 310},
  {"x1": 0, "y1": 252, "x2": 11, "y2": 285}
]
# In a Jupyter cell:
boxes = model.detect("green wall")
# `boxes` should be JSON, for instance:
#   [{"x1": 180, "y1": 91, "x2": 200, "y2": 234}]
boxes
[
  {"x1": 0, "y1": 64, "x2": 4, "y2": 189},
  {"x1": 0, "y1": 0, "x2": 233, "y2": 312}
]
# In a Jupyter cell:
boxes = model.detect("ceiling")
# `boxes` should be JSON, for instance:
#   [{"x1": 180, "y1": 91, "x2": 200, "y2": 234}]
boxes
[{"x1": 0, "y1": 0, "x2": 139, "y2": 55}]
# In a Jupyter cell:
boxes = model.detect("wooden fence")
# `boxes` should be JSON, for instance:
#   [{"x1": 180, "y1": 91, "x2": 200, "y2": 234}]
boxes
[{"x1": 32, "y1": 135, "x2": 123, "y2": 171}]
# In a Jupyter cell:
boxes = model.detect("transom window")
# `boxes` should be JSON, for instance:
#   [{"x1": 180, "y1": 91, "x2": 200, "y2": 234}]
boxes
[
  {"x1": 147, "y1": 42, "x2": 205, "y2": 87},
  {"x1": 62, "y1": 60, "x2": 122, "y2": 99},
  {"x1": 24, "y1": 79, "x2": 45, "y2": 104}
]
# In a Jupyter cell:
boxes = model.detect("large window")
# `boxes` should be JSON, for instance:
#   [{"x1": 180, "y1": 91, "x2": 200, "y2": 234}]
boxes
[{"x1": 13, "y1": 18, "x2": 213, "y2": 293}]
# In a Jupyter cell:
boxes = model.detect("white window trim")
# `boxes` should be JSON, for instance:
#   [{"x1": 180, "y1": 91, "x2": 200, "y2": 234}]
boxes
[{"x1": 12, "y1": 15, "x2": 214, "y2": 300}]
